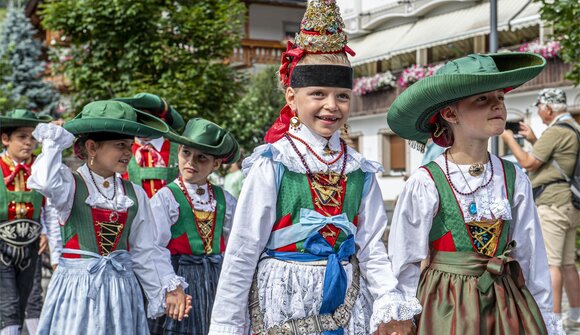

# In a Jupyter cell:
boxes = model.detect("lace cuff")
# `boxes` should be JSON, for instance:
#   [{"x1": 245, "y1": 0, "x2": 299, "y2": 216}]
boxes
[
  {"x1": 32, "y1": 123, "x2": 75, "y2": 149},
  {"x1": 207, "y1": 324, "x2": 249, "y2": 335},
  {"x1": 370, "y1": 293, "x2": 422, "y2": 333},
  {"x1": 542, "y1": 312, "x2": 565, "y2": 335},
  {"x1": 146, "y1": 275, "x2": 189, "y2": 318}
]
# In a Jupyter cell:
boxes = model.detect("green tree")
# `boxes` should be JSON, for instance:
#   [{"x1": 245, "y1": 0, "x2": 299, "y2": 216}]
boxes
[
  {"x1": 535, "y1": 0, "x2": 580, "y2": 85},
  {"x1": 41, "y1": 0, "x2": 246, "y2": 120},
  {"x1": 0, "y1": 3, "x2": 59, "y2": 114},
  {"x1": 224, "y1": 66, "x2": 286, "y2": 152}
]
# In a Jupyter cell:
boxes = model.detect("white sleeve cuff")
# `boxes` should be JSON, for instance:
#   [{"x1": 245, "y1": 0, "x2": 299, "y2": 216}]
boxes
[
  {"x1": 146, "y1": 275, "x2": 189, "y2": 318},
  {"x1": 32, "y1": 123, "x2": 75, "y2": 149},
  {"x1": 370, "y1": 293, "x2": 422, "y2": 333},
  {"x1": 208, "y1": 324, "x2": 250, "y2": 335}
]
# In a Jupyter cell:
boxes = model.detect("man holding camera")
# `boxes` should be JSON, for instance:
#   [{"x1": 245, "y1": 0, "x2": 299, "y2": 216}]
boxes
[{"x1": 501, "y1": 88, "x2": 580, "y2": 327}]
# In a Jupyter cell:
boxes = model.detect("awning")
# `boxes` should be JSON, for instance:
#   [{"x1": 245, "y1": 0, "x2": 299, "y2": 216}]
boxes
[{"x1": 349, "y1": 0, "x2": 542, "y2": 66}]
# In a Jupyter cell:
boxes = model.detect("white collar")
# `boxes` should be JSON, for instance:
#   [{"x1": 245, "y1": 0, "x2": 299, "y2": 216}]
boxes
[
  {"x1": 136, "y1": 136, "x2": 165, "y2": 152},
  {"x1": 287, "y1": 125, "x2": 342, "y2": 153},
  {"x1": 548, "y1": 113, "x2": 573, "y2": 127}
]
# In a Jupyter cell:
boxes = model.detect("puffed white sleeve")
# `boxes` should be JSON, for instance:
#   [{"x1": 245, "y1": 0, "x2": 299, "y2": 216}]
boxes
[
  {"x1": 387, "y1": 168, "x2": 438, "y2": 309},
  {"x1": 150, "y1": 186, "x2": 181, "y2": 248},
  {"x1": 27, "y1": 123, "x2": 76, "y2": 213},
  {"x1": 358, "y1": 173, "x2": 422, "y2": 332},
  {"x1": 208, "y1": 156, "x2": 278, "y2": 335},
  {"x1": 222, "y1": 190, "x2": 238, "y2": 245},
  {"x1": 128, "y1": 184, "x2": 188, "y2": 318},
  {"x1": 510, "y1": 169, "x2": 565, "y2": 335}
]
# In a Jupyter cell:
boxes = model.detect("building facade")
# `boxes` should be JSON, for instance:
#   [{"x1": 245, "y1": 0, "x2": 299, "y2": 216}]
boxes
[{"x1": 340, "y1": 0, "x2": 580, "y2": 212}]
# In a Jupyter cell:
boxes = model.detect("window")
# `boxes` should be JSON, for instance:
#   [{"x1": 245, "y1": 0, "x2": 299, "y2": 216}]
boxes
[
  {"x1": 347, "y1": 131, "x2": 362, "y2": 153},
  {"x1": 380, "y1": 130, "x2": 407, "y2": 175}
]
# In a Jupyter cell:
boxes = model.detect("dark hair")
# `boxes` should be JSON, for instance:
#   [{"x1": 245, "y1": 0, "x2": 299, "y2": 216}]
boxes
[{"x1": 0, "y1": 127, "x2": 19, "y2": 138}]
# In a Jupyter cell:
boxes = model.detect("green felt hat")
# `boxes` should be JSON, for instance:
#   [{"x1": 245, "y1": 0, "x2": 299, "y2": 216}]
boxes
[
  {"x1": 113, "y1": 93, "x2": 185, "y2": 132},
  {"x1": 167, "y1": 118, "x2": 240, "y2": 164},
  {"x1": 387, "y1": 52, "x2": 546, "y2": 144},
  {"x1": 0, "y1": 109, "x2": 52, "y2": 129},
  {"x1": 64, "y1": 100, "x2": 169, "y2": 138}
]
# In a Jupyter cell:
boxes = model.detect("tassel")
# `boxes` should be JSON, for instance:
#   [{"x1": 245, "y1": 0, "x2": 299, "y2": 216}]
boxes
[{"x1": 409, "y1": 141, "x2": 426, "y2": 153}]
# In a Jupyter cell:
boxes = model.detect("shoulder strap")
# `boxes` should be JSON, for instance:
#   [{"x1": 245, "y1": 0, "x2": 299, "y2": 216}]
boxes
[{"x1": 551, "y1": 122, "x2": 580, "y2": 183}]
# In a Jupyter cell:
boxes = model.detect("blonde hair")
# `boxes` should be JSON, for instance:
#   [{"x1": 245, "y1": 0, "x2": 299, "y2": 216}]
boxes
[{"x1": 278, "y1": 52, "x2": 351, "y2": 91}]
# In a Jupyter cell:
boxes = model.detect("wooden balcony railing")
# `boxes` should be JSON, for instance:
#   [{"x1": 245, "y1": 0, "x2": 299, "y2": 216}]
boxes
[
  {"x1": 230, "y1": 39, "x2": 286, "y2": 67},
  {"x1": 351, "y1": 86, "x2": 402, "y2": 117},
  {"x1": 516, "y1": 58, "x2": 573, "y2": 92}
]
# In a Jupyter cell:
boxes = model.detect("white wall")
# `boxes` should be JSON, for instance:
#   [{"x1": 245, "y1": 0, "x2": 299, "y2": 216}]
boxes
[
  {"x1": 349, "y1": 85, "x2": 580, "y2": 202},
  {"x1": 248, "y1": 4, "x2": 305, "y2": 40}
]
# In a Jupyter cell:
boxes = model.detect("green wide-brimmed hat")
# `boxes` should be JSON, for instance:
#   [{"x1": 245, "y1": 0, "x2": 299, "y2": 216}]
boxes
[
  {"x1": 0, "y1": 109, "x2": 52, "y2": 129},
  {"x1": 64, "y1": 100, "x2": 169, "y2": 138},
  {"x1": 113, "y1": 93, "x2": 185, "y2": 132},
  {"x1": 167, "y1": 118, "x2": 240, "y2": 164},
  {"x1": 387, "y1": 52, "x2": 546, "y2": 144}
]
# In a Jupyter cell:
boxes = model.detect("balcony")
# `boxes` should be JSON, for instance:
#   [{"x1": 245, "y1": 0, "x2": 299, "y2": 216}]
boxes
[
  {"x1": 351, "y1": 58, "x2": 573, "y2": 118},
  {"x1": 351, "y1": 86, "x2": 402, "y2": 117},
  {"x1": 230, "y1": 39, "x2": 286, "y2": 68},
  {"x1": 515, "y1": 58, "x2": 574, "y2": 92}
]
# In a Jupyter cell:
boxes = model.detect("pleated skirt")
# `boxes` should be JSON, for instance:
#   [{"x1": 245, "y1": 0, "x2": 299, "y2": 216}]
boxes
[
  {"x1": 149, "y1": 254, "x2": 222, "y2": 335},
  {"x1": 37, "y1": 253, "x2": 149, "y2": 335},
  {"x1": 417, "y1": 251, "x2": 547, "y2": 335}
]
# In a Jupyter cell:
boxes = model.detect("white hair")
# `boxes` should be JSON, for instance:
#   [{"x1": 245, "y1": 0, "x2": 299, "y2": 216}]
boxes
[{"x1": 549, "y1": 103, "x2": 567, "y2": 114}]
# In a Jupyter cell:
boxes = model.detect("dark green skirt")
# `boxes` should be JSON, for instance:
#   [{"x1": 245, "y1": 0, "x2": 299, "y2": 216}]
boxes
[{"x1": 417, "y1": 250, "x2": 547, "y2": 335}]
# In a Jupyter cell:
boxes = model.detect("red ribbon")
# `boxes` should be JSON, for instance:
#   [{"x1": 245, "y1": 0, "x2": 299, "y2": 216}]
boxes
[
  {"x1": 4, "y1": 164, "x2": 31, "y2": 186},
  {"x1": 264, "y1": 104, "x2": 294, "y2": 144}
]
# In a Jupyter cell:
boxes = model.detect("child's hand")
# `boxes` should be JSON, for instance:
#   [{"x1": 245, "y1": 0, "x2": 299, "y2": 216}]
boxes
[
  {"x1": 375, "y1": 320, "x2": 416, "y2": 335},
  {"x1": 164, "y1": 286, "x2": 192, "y2": 321}
]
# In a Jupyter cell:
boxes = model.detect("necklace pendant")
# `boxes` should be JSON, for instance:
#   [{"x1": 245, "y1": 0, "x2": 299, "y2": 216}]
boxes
[
  {"x1": 469, "y1": 163, "x2": 485, "y2": 177},
  {"x1": 109, "y1": 211, "x2": 119, "y2": 223},
  {"x1": 103, "y1": 180, "x2": 110, "y2": 188},
  {"x1": 196, "y1": 187, "x2": 205, "y2": 196},
  {"x1": 469, "y1": 201, "x2": 478, "y2": 215}
]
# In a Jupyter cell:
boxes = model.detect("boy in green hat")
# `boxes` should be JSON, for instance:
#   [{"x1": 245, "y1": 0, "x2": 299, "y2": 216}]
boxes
[
  {"x1": 27, "y1": 100, "x2": 192, "y2": 335},
  {"x1": 150, "y1": 118, "x2": 239, "y2": 335},
  {"x1": 386, "y1": 53, "x2": 563, "y2": 334},
  {"x1": 114, "y1": 93, "x2": 184, "y2": 199},
  {"x1": 0, "y1": 110, "x2": 51, "y2": 335}
]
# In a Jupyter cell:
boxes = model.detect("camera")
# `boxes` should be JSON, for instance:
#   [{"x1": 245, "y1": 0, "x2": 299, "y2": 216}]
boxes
[{"x1": 505, "y1": 121, "x2": 520, "y2": 135}]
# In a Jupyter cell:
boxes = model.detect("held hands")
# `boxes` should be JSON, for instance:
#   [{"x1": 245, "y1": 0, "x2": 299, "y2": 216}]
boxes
[
  {"x1": 165, "y1": 286, "x2": 192, "y2": 321},
  {"x1": 375, "y1": 319, "x2": 416, "y2": 335}
]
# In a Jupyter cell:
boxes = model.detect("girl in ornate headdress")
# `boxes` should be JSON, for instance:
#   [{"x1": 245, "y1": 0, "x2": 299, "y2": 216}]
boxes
[
  {"x1": 28, "y1": 100, "x2": 191, "y2": 335},
  {"x1": 209, "y1": 1, "x2": 421, "y2": 334},
  {"x1": 386, "y1": 53, "x2": 564, "y2": 334}
]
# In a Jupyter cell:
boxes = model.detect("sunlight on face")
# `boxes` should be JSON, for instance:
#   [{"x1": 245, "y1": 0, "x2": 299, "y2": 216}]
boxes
[{"x1": 287, "y1": 86, "x2": 351, "y2": 138}]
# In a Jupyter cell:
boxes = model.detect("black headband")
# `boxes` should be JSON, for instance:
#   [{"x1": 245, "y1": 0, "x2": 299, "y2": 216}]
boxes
[{"x1": 290, "y1": 65, "x2": 353, "y2": 89}]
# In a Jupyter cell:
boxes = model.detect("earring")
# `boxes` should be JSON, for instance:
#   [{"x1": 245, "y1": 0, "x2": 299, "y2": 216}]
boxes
[
  {"x1": 433, "y1": 122, "x2": 446, "y2": 138},
  {"x1": 289, "y1": 111, "x2": 301, "y2": 131},
  {"x1": 343, "y1": 123, "x2": 349, "y2": 135},
  {"x1": 90, "y1": 156, "x2": 95, "y2": 166}
]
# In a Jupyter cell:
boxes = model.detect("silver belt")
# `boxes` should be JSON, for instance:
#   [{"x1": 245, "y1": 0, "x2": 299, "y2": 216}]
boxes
[
  {"x1": 0, "y1": 219, "x2": 42, "y2": 246},
  {"x1": 249, "y1": 257, "x2": 361, "y2": 335}
]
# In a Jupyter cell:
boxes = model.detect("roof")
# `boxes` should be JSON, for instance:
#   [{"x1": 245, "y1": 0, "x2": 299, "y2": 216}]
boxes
[{"x1": 348, "y1": 0, "x2": 541, "y2": 66}]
